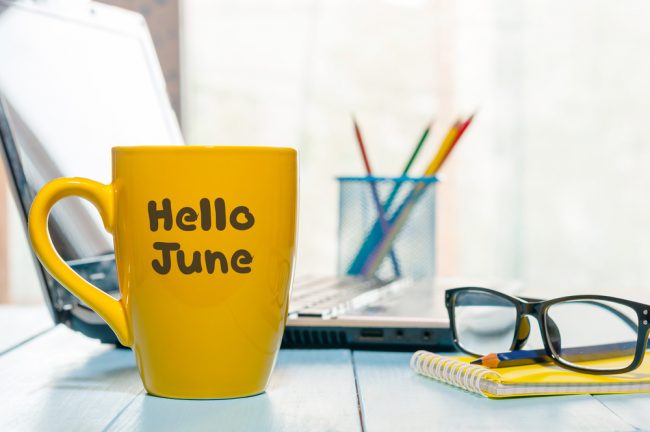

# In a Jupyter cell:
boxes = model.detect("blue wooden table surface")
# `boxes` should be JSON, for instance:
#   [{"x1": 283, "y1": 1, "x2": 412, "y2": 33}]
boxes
[{"x1": 1, "y1": 305, "x2": 649, "y2": 431}]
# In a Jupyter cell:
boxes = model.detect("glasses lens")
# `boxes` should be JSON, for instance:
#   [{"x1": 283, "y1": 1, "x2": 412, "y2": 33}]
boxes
[
  {"x1": 545, "y1": 299, "x2": 639, "y2": 371},
  {"x1": 452, "y1": 290, "x2": 518, "y2": 355}
]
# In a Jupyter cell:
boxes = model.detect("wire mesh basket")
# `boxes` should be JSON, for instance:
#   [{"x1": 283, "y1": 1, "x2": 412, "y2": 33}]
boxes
[{"x1": 337, "y1": 176, "x2": 437, "y2": 281}]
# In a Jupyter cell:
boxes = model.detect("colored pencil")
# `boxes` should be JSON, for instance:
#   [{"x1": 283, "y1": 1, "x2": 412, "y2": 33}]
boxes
[
  {"x1": 402, "y1": 121, "x2": 433, "y2": 175},
  {"x1": 352, "y1": 116, "x2": 401, "y2": 277},
  {"x1": 361, "y1": 116, "x2": 473, "y2": 276},
  {"x1": 436, "y1": 113, "x2": 473, "y2": 173},
  {"x1": 360, "y1": 122, "x2": 459, "y2": 275},
  {"x1": 346, "y1": 121, "x2": 432, "y2": 276},
  {"x1": 470, "y1": 349, "x2": 550, "y2": 368},
  {"x1": 382, "y1": 121, "x2": 433, "y2": 214},
  {"x1": 347, "y1": 115, "x2": 474, "y2": 277},
  {"x1": 471, "y1": 341, "x2": 638, "y2": 369}
]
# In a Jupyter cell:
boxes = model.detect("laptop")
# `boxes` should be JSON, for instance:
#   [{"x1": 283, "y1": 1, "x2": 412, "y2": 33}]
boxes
[{"x1": 0, "y1": 0, "x2": 455, "y2": 351}]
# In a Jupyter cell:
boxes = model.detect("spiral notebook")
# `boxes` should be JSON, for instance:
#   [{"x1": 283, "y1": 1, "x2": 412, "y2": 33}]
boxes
[{"x1": 410, "y1": 350, "x2": 650, "y2": 398}]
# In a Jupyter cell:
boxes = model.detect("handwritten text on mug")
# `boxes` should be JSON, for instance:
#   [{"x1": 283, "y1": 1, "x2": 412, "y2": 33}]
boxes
[{"x1": 148, "y1": 198, "x2": 254, "y2": 275}]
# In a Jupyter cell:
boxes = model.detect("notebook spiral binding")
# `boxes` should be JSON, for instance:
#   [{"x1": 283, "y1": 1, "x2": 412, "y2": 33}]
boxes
[{"x1": 410, "y1": 350, "x2": 501, "y2": 397}]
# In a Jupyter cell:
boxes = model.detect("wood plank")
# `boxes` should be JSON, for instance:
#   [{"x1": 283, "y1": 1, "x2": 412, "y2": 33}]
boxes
[
  {"x1": 353, "y1": 351, "x2": 637, "y2": 432},
  {"x1": 0, "y1": 304, "x2": 52, "y2": 353},
  {"x1": 0, "y1": 326, "x2": 142, "y2": 431},
  {"x1": 594, "y1": 394, "x2": 650, "y2": 431},
  {"x1": 0, "y1": 324, "x2": 361, "y2": 432},
  {"x1": 104, "y1": 349, "x2": 361, "y2": 432}
]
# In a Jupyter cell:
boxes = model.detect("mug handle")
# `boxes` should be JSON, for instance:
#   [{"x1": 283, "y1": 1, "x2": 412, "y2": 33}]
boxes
[{"x1": 28, "y1": 178, "x2": 132, "y2": 346}]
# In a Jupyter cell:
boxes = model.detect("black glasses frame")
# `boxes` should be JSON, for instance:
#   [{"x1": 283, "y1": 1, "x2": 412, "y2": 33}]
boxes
[{"x1": 445, "y1": 287, "x2": 650, "y2": 374}]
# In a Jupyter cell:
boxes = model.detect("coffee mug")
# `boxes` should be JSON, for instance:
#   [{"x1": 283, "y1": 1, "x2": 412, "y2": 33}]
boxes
[{"x1": 28, "y1": 146, "x2": 297, "y2": 399}]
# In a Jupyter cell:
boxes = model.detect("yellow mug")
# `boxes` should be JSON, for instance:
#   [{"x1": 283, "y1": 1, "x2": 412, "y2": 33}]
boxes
[{"x1": 28, "y1": 146, "x2": 297, "y2": 399}]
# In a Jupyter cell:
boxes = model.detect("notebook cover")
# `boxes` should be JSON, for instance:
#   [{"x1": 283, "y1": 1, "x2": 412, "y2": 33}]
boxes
[{"x1": 456, "y1": 355, "x2": 650, "y2": 398}]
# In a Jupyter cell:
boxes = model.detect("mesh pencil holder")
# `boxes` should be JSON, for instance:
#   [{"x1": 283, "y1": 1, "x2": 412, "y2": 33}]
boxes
[{"x1": 337, "y1": 176, "x2": 438, "y2": 281}]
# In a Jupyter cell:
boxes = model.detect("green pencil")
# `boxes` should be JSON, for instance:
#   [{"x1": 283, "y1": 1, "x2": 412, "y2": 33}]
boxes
[
  {"x1": 382, "y1": 121, "x2": 432, "y2": 213},
  {"x1": 402, "y1": 121, "x2": 432, "y2": 175}
]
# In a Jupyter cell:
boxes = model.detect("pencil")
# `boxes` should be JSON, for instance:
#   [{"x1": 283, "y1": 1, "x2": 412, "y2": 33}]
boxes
[
  {"x1": 347, "y1": 114, "x2": 474, "y2": 277},
  {"x1": 346, "y1": 121, "x2": 432, "y2": 276},
  {"x1": 360, "y1": 114, "x2": 477, "y2": 275},
  {"x1": 361, "y1": 119, "x2": 465, "y2": 275},
  {"x1": 470, "y1": 350, "x2": 550, "y2": 368},
  {"x1": 436, "y1": 113, "x2": 474, "y2": 173},
  {"x1": 470, "y1": 341, "x2": 638, "y2": 369},
  {"x1": 381, "y1": 121, "x2": 433, "y2": 214},
  {"x1": 422, "y1": 120, "x2": 461, "y2": 175},
  {"x1": 402, "y1": 121, "x2": 432, "y2": 175},
  {"x1": 352, "y1": 116, "x2": 401, "y2": 276}
]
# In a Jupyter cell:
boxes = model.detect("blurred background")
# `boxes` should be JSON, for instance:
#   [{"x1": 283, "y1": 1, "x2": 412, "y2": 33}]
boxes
[{"x1": 3, "y1": 0, "x2": 650, "y2": 303}]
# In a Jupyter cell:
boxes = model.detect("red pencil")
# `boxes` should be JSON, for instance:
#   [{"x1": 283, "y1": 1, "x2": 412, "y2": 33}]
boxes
[
  {"x1": 351, "y1": 115, "x2": 401, "y2": 276},
  {"x1": 436, "y1": 113, "x2": 475, "y2": 172},
  {"x1": 352, "y1": 117, "x2": 373, "y2": 174}
]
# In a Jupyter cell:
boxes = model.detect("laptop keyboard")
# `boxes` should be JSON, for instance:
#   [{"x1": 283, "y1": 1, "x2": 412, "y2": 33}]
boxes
[{"x1": 289, "y1": 275, "x2": 390, "y2": 319}]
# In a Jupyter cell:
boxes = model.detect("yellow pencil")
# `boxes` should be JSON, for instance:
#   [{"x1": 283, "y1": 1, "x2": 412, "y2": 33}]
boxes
[
  {"x1": 361, "y1": 121, "x2": 461, "y2": 275},
  {"x1": 424, "y1": 120, "x2": 460, "y2": 176}
]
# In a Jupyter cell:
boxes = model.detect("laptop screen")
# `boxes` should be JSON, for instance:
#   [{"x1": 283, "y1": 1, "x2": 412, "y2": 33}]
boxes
[{"x1": 0, "y1": 0, "x2": 183, "y2": 261}]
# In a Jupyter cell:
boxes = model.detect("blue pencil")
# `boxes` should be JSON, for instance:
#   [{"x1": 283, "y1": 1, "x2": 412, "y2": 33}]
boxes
[
  {"x1": 352, "y1": 116, "x2": 401, "y2": 276},
  {"x1": 470, "y1": 341, "x2": 638, "y2": 368}
]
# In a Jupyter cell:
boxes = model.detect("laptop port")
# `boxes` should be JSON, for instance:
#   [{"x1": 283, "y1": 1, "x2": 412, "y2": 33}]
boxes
[{"x1": 360, "y1": 328, "x2": 384, "y2": 339}]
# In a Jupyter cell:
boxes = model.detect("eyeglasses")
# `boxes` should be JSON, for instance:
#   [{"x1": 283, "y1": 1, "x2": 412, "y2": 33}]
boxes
[{"x1": 445, "y1": 287, "x2": 650, "y2": 374}]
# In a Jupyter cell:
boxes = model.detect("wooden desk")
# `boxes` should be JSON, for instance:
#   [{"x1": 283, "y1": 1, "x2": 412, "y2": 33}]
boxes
[{"x1": 1, "y1": 305, "x2": 648, "y2": 431}]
